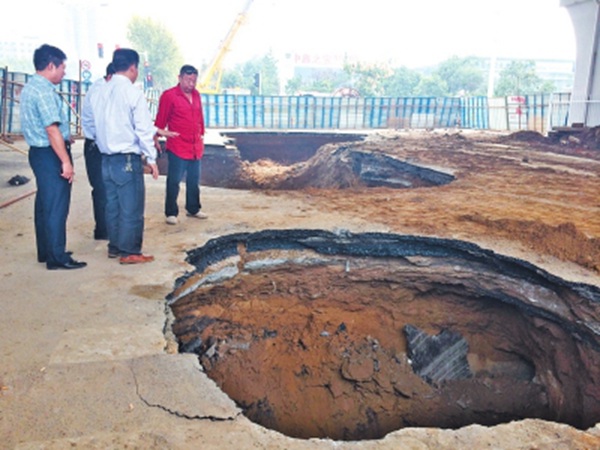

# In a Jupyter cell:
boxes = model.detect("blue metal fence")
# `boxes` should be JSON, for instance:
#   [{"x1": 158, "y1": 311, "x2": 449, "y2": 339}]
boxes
[
  {"x1": 0, "y1": 68, "x2": 89, "y2": 136},
  {"x1": 0, "y1": 68, "x2": 570, "y2": 136},
  {"x1": 461, "y1": 96, "x2": 489, "y2": 129},
  {"x1": 201, "y1": 95, "x2": 467, "y2": 130}
]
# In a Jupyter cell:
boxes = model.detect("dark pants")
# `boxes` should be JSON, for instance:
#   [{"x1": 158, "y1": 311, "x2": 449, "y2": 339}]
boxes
[
  {"x1": 165, "y1": 151, "x2": 202, "y2": 217},
  {"x1": 28, "y1": 145, "x2": 73, "y2": 265},
  {"x1": 102, "y1": 153, "x2": 145, "y2": 257},
  {"x1": 84, "y1": 138, "x2": 107, "y2": 239}
]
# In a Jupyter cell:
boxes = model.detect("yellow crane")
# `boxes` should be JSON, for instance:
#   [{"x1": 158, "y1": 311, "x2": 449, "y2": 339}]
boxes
[{"x1": 198, "y1": 0, "x2": 254, "y2": 94}]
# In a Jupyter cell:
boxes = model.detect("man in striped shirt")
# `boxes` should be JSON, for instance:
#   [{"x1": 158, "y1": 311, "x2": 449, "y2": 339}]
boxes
[{"x1": 20, "y1": 44, "x2": 86, "y2": 270}]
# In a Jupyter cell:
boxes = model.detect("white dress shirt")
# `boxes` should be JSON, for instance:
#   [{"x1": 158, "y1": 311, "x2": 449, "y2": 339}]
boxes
[
  {"x1": 91, "y1": 74, "x2": 157, "y2": 164},
  {"x1": 81, "y1": 77, "x2": 106, "y2": 140}
]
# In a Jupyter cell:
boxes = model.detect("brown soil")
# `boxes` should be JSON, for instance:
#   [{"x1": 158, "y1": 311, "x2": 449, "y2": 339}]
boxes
[
  {"x1": 168, "y1": 129, "x2": 600, "y2": 441},
  {"x1": 230, "y1": 129, "x2": 600, "y2": 273},
  {"x1": 171, "y1": 263, "x2": 554, "y2": 440}
]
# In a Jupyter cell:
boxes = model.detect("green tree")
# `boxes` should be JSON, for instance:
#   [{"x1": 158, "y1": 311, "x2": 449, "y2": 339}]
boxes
[
  {"x1": 382, "y1": 66, "x2": 422, "y2": 97},
  {"x1": 494, "y1": 60, "x2": 550, "y2": 96},
  {"x1": 284, "y1": 76, "x2": 303, "y2": 95},
  {"x1": 127, "y1": 16, "x2": 183, "y2": 90},
  {"x1": 540, "y1": 80, "x2": 557, "y2": 94},
  {"x1": 343, "y1": 61, "x2": 390, "y2": 97},
  {"x1": 221, "y1": 71, "x2": 245, "y2": 92},
  {"x1": 283, "y1": 70, "x2": 349, "y2": 95},
  {"x1": 414, "y1": 74, "x2": 448, "y2": 97},
  {"x1": 222, "y1": 53, "x2": 280, "y2": 95},
  {"x1": 435, "y1": 56, "x2": 486, "y2": 96}
]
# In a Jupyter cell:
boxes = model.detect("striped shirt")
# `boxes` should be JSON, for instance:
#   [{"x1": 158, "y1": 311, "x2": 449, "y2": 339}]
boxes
[{"x1": 20, "y1": 74, "x2": 70, "y2": 147}]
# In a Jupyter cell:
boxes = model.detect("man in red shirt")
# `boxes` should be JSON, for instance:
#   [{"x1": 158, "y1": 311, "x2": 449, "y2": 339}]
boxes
[{"x1": 154, "y1": 65, "x2": 207, "y2": 225}]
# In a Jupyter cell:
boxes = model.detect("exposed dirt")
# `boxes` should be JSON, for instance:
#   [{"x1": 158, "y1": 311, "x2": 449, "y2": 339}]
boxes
[
  {"x1": 218, "y1": 129, "x2": 600, "y2": 273},
  {"x1": 168, "y1": 129, "x2": 600, "y2": 441},
  {"x1": 171, "y1": 257, "x2": 592, "y2": 440}
]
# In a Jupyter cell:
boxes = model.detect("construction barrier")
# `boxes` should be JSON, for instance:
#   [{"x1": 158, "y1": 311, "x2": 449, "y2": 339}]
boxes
[
  {"x1": 0, "y1": 67, "x2": 89, "y2": 138},
  {"x1": 0, "y1": 67, "x2": 572, "y2": 137}
]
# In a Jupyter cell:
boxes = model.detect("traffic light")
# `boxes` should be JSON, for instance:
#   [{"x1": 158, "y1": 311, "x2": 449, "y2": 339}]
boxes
[
  {"x1": 144, "y1": 61, "x2": 153, "y2": 88},
  {"x1": 253, "y1": 73, "x2": 261, "y2": 88},
  {"x1": 145, "y1": 72, "x2": 153, "y2": 88}
]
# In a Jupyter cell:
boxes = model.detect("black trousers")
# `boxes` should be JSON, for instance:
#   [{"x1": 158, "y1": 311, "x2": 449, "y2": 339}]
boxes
[
  {"x1": 84, "y1": 138, "x2": 107, "y2": 239},
  {"x1": 28, "y1": 145, "x2": 72, "y2": 265}
]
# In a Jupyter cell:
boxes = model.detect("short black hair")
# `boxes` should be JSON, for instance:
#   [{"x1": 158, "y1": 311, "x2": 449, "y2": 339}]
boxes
[
  {"x1": 179, "y1": 64, "x2": 198, "y2": 76},
  {"x1": 105, "y1": 62, "x2": 116, "y2": 77},
  {"x1": 33, "y1": 44, "x2": 67, "y2": 71},
  {"x1": 111, "y1": 48, "x2": 139, "y2": 72}
]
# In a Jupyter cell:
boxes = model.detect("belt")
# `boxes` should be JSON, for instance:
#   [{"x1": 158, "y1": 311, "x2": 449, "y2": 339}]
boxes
[
  {"x1": 29, "y1": 145, "x2": 52, "y2": 151},
  {"x1": 30, "y1": 141, "x2": 71, "y2": 151},
  {"x1": 101, "y1": 152, "x2": 141, "y2": 158}
]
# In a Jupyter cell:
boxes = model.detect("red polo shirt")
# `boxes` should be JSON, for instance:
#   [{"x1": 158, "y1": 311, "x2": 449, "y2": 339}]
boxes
[{"x1": 154, "y1": 84, "x2": 205, "y2": 160}]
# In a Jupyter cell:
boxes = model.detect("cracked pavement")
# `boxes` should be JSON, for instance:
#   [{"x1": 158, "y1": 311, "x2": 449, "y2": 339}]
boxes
[{"x1": 2, "y1": 135, "x2": 600, "y2": 449}]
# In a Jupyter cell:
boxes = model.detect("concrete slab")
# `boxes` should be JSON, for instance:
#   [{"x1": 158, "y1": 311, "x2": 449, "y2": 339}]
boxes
[
  {"x1": 49, "y1": 325, "x2": 167, "y2": 365},
  {"x1": 131, "y1": 353, "x2": 240, "y2": 419}
]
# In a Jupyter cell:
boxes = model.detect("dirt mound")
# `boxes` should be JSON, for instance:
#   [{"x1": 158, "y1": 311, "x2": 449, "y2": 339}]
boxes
[
  {"x1": 504, "y1": 130, "x2": 548, "y2": 144},
  {"x1": 271, "y1": 130, "x2": 599, "y2": 273},
  {"x1": 238, "y1": 159, "x2": 294, "y2": 188},
  {"x1": 460, "y1": 216, "x2": 600, "y2": 273},
  {"x1": 235, "y1": 144, "x2": 455, "y2": 190},
  {"x1": 576, "y1": 126, "x2": 600, "y2": 150}
]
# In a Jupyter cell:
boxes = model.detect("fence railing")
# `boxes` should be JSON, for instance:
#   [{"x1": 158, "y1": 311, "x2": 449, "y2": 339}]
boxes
[
  {"x1": 0, "y1": 67, "x2": 90, "y2": 139},
  {"x1": 0, "y1": 67, "x2": 574, "y2": 139}
]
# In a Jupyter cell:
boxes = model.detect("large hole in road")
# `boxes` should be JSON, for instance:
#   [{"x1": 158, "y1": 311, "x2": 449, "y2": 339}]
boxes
[
  {"x1": 158, "y1": 131, "x2": 455, "y2": 190},
  {"x1": 167, "y1": 230, "x2": 600, "y2": 441}
]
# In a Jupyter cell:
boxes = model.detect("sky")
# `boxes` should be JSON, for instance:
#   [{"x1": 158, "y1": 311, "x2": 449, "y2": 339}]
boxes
[{"x1": 1, "y1": 0, "x2": 577, "y2": 77}]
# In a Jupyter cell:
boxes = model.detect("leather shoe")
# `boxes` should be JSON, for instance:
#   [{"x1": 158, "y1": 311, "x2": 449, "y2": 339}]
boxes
[
  {"x1": 47, "y1": 258, "x2": 87, "y2": 270},
  {"x1": 119, "y1": 254, "x2": 154, "y2": 265},
  {"x1": 38, "y1": 251, "x2": 72, "y2": 263}
]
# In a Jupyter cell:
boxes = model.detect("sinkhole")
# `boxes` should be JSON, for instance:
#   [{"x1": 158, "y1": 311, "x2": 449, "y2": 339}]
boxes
[
  {"x1": 159, "y1": 132, "x2": 455, "y2": 190},
  {"x1": 167, "y1": 229, "x2": 600, "y2": 441}
]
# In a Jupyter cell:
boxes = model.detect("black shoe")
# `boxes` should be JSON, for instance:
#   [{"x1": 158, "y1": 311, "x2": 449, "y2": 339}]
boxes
[
  {"x1": 38, "y1": 251, "x2": 73, "y2": 263},
  {"x1": 47, "y1": 259, "x2": 87, "y2": 270}
]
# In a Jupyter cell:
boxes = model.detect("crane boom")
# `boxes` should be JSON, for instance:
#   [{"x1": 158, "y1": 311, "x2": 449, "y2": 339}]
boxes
[{"x1": 198, "y1": 0, "x2": 254, "y2": 94}]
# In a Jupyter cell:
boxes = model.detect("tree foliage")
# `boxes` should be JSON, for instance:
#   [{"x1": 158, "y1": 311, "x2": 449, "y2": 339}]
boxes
[
  {"x1": 415, "y1": 74, "x2": 448, "y2": 97},
  {"x1": 494, "y1": 60, "x2": 554, "y2": 96},
  {"x1": 342, "y1": 61, "x2": 390, "y2": 97},
  {"x1": 382, "y1": 67, "x2": 422, "y2": 97},
  {"x1": 127, "y1": 16, "x2": 183, "y2": 90},
  {"x1": 218, "y1": 53, "x2": 558, "y2": 98},
  {"x1": 222, "y1": 53, "x2": 280, "y2": 95},
  {"x1": 434, "y1": 56, "x2": 486, "y2": 96}
]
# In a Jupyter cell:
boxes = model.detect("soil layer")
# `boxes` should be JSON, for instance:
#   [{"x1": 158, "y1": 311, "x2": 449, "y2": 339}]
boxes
[{"x1": 169, "y1": 130, "x2": 600, "y2": 441}]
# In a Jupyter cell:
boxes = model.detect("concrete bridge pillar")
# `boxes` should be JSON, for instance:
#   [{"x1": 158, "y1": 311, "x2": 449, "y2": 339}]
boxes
[{"x1": 561, "y1": 0, "x2": 600, "y2": 126}]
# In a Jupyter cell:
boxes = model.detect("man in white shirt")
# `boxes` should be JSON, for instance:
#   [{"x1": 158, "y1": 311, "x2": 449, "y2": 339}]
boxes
[
  {"x1": 91, "y1": 48, "x2": 174, "y2": 264},
  {"x1": 81, "y1": 62, "x2": 115, "y2": 240}
]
